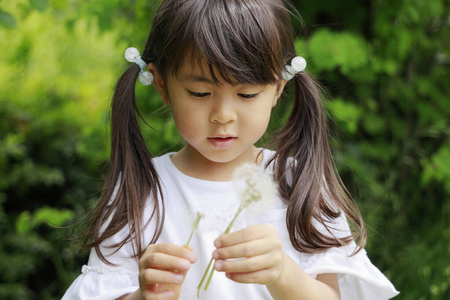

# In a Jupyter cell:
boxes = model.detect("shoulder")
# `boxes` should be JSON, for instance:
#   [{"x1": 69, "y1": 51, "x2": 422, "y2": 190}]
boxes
[
  {"x1": 260, "y1": 148, "x2": 296, "y2": 185},
  {"x1": 151, "y1": 152, "x2": 178, "y2": 178},
  {"x1": 260, "y1": 148, "x2": 277, "y2": 170},
  {"x1": 152, "y1": 152, "x2": 174, "y2": 168}
]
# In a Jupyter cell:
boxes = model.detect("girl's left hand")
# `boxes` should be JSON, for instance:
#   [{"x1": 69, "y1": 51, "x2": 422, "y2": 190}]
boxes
[{"x1": 212, "y1": 224, "x2": 287, "y2": 285}]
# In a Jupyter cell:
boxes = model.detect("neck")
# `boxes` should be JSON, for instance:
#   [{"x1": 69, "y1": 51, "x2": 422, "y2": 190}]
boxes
[{"x1": 170, "y1": 145, "x2": 263, "y2": 181}]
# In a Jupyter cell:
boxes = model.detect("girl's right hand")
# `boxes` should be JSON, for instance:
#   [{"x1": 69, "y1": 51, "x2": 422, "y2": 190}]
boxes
[{"x1": 137, "y1": 243, "x2": 197, "y2": 300}]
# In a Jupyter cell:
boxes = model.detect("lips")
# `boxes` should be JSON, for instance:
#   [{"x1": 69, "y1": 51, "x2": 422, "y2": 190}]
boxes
[{"x1": 207, "y1": 136, "x2": 237, "y2": 149}]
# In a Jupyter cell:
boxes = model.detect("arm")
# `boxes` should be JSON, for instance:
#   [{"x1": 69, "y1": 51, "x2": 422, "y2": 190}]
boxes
[
  {"x1": 212, "y1": 224, "x2": 340, "y2": 300},
  {"x1": 266, "y1": 254, "x2": 340, "y2": 300}
]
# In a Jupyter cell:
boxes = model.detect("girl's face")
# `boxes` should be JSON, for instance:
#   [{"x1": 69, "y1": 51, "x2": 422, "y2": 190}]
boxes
[{"x1": 151, "y1": 59, "x2": 285, "y2": 177}]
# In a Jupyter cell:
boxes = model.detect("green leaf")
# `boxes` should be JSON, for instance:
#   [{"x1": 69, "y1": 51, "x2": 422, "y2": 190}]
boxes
[
  {"x1": 0, "y1": 10, "x2": 17, "y2": 29},
  {"x1": 308, "y1": 29, "x2": 338, "y2": 71},
  {"x1": 34, "y1": 207, "x2": 74, "y2": 227},
  {"x1": 362, "y1": 113, "x2": 385, "y2": 134},
  {"x1": 327, "y1": 99, "x2": 362, "y2": 134},
  {"x1": 15, "y1": 211, "x2": 34, "y2": 234},
  {"x1": 294, "y1": 39, "x2": 308, "y2": 57},
  {"x1": 308, "y1": 28, "x2": 369, "y2": 75},
  {"x1": 336, "y1": 32, "x2": 369, "y2": 75},
  {"x1": 29, "y1": 0, "x2": 49, "y2": 12},
  {"x1": 421, "y1": 145, "x2": 450, "y2": 192}
]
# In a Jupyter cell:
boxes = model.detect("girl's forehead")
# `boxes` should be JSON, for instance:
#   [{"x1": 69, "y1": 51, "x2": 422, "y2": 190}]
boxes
[
  {"x1": 172, "y1": 55, "x2": 239, "y2": 85},
  {"x1": 169, "y1": 49, "x2": 280, "y2": 87},
  {"x1": 170, "y1": 56, "x2": 281, "y2": 90}
]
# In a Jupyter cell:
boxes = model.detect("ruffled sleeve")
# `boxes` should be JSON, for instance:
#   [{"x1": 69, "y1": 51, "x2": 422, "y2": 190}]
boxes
[
  {"x1": 303, "y1": 245, "x2": 399, "y2": 299},
  {"x1": 62, "y1": 223, "x2": 140, "y2": 300},
  {"x1": 303, "y1": 212, "x2": 399, "y2": 299},
  {"x1": 62, "y1": 264, "x2": 139, "y2": 300}
]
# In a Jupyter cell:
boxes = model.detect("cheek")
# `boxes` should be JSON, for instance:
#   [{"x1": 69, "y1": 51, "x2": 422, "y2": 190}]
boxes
[
  {"x1": 171, "y1": 109, "x2": 202, "y2": 138},
  {"x1": 172, "y1": 112, "x2": 190, "y2": 131},
  {"x1": 254, "y1": 101, "x2": 274, "y2": 123},
  {"x1": 242, "y1": 109, "x2": 272, "y2": 136},
  {"x1": 258, "y1": 113, "x2": 272, "y2": 133}
]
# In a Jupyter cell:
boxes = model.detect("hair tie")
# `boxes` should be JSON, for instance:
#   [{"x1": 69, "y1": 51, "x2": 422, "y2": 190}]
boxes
[
  {"x1": 124, "y1": 47, "x2": 154, "y2": 85},
  {"x1": 281, "y1": 56, "x2": 307, "y2": 81}
]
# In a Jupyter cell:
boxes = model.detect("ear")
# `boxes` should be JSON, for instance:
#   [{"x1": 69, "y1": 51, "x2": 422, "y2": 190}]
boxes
[
  {"x1": 273, "y1": 79, "x2": 287, "y2": 107},
  {"x1": 148, "y1": 63, "x2": 169, "y2": 105}
]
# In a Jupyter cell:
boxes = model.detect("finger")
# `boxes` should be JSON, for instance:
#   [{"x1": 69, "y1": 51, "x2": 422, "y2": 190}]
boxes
[
  {"x1": 141, "y1": 288, "x2": 175, "y2": 300},
  {"x1": 140, "y1": 268, "x2": 184, "y2": 285},
  {"x1": 214, "y1": 224, "x2": 270, "y2": 248},
  {"x1": 148, "y1": 280, "x2": 180, "y2": 294},
  {"x1": 140, "y1": 252, "x2": 192, "y2": 272},
  {"x1": 146, "y1": 243, "x2": 197, "y2": 263},
  {"x1": 225, "y1": 268, "x2": 280, "y2": 284},
  {"x1": 214, "y1": 252, "x2": 282, "y2": 273},
  {"x1": 213, "y1": 238, "x2": 271, "y2": 259}
]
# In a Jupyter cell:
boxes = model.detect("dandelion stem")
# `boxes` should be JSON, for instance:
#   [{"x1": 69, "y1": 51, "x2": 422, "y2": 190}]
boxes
[
  {"x1": 198, "y1": 206, "x2": 244, "y2": 296},
  {"x1": 197, "y1": 257, "x2": 215, "y2": 298},
  {"x1": 168, "y1": 212, "x2": 203, "y2": 290},
  {"x1": 224, "y1": 206, "x2": 244, "y2": 234},
  {"x1": 204, "y1": 259, "x2": 216, "y2": 290},
  {"x1": 185, "y1": 228, "x2": 196, "y2": 247}
]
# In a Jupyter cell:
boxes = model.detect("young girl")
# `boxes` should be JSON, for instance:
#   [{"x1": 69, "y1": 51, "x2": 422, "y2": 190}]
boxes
[{"x1": 63, "y1": 0, "x2": 399, "y2": 299}]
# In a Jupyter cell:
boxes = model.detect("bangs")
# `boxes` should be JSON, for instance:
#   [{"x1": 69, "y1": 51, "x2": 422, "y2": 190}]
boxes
[{"x1": 156, "y1": 0, "x2": 293, "y2": 85}]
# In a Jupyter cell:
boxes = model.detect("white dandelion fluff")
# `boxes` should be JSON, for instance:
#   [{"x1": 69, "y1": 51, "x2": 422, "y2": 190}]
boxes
[{"x1": 197, "y1": 162, "x2": 278, "y2": 297}]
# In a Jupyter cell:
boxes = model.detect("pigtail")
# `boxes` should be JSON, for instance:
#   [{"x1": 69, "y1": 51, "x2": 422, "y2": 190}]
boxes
[
  {"x1": 81, "y1": 64, "x2": 164, "y2": 264},
  {"x1": 270, "y1": 72, "x2": 366, "y2": 254}
]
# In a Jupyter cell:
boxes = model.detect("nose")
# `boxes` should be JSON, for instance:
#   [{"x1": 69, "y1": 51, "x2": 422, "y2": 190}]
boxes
[{"x1": 210, "y1": 99, "x2": 237, "y2": 124}]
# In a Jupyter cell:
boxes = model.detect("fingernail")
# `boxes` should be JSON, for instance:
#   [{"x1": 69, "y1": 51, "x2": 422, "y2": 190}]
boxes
[
  {"x1": 180, "y1": 260, "x2": 190, "y2": 270},
  {"x1": 215, "y1": 261, "x2": 222, "y2": 271},
  {"x1": 188, "y1": 252, "x2": 196, "y2": 262},
  {"x1": 212, "y1": 251, "x2": 219, "y2": 259},
  {"x1": 214, "y1": 239, "x2": 221, "y2": 248},
  {"x1": 174, "y1": 274, "x2": 183, "y2": 283}
]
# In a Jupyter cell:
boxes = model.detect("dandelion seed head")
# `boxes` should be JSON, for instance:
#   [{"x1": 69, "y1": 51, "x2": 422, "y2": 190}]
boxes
[
  {"x1": 191, "y1": 211, "x2": 205, "y2": 229},
  {"x1": 233, "y1": 163, "x2": 278, "y2": 212},
  {"x1": 232, "y1": 163, "x2": 260, "y2": 181}
]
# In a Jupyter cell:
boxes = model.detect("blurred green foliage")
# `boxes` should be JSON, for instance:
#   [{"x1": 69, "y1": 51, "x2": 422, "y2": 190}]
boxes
[{"x1": 0, "y1": 0, "x2": 448, "y2": 299}]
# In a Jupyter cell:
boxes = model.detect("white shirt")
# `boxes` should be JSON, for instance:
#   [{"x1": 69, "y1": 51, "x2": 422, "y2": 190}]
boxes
[{"x1": 62, "y1": 149, "x2": 399, "y2": 300}]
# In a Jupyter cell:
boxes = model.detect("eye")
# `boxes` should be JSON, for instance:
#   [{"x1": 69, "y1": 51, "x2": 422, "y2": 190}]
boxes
[
  {"x1": 238, "y1": 93, "x2": 259, "y2": 99},
  {"x1": 188, "y1": 91, "x2": 210, "y2": 98}
]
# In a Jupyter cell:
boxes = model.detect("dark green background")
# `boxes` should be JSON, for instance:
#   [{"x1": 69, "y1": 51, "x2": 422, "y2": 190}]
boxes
[{"x1": 0, "y1": 0, "x2": 448, "y2": 299}]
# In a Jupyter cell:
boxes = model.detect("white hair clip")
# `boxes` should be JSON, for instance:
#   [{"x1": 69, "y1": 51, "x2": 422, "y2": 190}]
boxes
[
  {"x1": 281, "y1": 56, "x2": 307, "y2": 81},
  {"x1": 124, "y1": 47, "x2": 154, "y2": 85}
]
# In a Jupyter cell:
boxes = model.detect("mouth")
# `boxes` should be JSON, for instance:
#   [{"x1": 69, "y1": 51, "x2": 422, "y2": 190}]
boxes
[{"x1": 207, "y1": 136, "x2": 237, "y2": 149}]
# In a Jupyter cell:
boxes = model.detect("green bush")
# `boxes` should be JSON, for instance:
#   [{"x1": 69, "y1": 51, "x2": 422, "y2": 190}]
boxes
[
  {"x1": 294, "y1": 0, "x2": 449, "y2": 299},
  {"x1": 0, "y1": 1, "x2": 121, "y2": 298}
]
